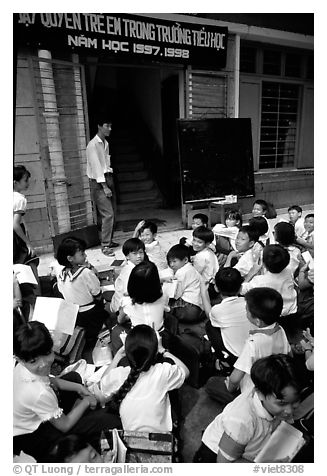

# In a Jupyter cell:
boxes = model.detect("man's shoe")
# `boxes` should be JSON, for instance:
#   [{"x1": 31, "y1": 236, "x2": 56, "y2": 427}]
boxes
[
  {"x1": 102, "y1": 247, "x2": 115, "y2": 257},
  {"x1": 109, "y1": 241, "x2": 120, "y2": 248}
]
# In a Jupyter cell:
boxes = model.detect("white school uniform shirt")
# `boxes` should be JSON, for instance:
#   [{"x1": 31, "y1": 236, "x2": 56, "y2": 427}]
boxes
[
  {"x1": 57, "y1": 266, "x2": 100, "y2": 312},
  {"x1": 86, "y1": 134, "x2": 113, "y2": 183},
  {"x1": 101, "y1": 362, "x2": 186, "y2": 432},
  {"x1": 209, "y1": 296, "x2": 255, "y2": 357},
  {"x1": 286, "y1": 245, "x2": 302, "y2": 276},
  {"x1": 145, "y1": 240, "x2": 168, "y2": 271},
  {"x1": 234, "y1": 243, "x2": 263, "y2": 278},
  {"x1": 234, "y1": 323, "x2": 291, "y2": 394},
  {"x1": 122, "y1": 293, "x2": 169, "y2": 331},
  {"x1": 202, "y1": 389, "x2": 281, "y2": 461},
  {"x1": 174, "y1": 262, "x2": 203, "y2": 308},
  {"x1": 294, "y1": 218, "x2": 305, "y2": 239},
  {"x1": 110, "y1": 260, "x2": 135, "y2": 313},
  {"x1": 13, "y1": 363, "x2": 63, "y2": 436},
  {"x1": 241, "y1": 268, "x2": 297, "y2": 316},
  {"x1": 192, "y1": 248, "x2": 219, "y2": 284}
]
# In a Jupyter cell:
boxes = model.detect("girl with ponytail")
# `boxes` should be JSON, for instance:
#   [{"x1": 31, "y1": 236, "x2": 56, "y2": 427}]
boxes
[{"x1": 103, "y1": 324, "x2": 189, "y2": 432}]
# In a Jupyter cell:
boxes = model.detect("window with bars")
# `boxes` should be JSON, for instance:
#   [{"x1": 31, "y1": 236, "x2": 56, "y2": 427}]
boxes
[{"x1": 259, "y1": 82, "x2": 299, "y2": 169}]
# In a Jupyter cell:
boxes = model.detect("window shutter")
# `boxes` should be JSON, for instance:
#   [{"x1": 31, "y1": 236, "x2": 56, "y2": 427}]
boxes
[{"x1": 185, "y1": 68, "x2": 227, "y2": 119}]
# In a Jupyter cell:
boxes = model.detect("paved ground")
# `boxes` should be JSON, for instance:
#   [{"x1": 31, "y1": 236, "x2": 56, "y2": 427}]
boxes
[
  {"x1": 37, "y1": 204, "x2": 314, "y2": 276},
  {"x1": 36, "y1": 204, "x2": 313, "y2": 461}
]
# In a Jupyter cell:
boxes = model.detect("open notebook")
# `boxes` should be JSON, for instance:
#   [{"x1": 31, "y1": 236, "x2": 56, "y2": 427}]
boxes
[
  {"x1": 254, "y1": 421, "x2": 306, "y2": 463},
  {"x1": 31, "y1": 296, "x2": 78, "y2": 335}
]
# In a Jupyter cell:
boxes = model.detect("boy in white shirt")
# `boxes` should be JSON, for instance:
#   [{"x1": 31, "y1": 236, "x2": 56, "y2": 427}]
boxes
[
  {"x1": 288, "y1": 205, "x2": 305, "y2": 239},
  {"x1": 194, "y1": 354, "x2": 302, "y2": 462},
  {"x1": 205, "y1": 287, "x2": 291, "y2": 404},
  {"x1": 225, "y1": 225, "x2": 261, "y2": 279},
  {"x1": 110, "y1": 238, "x2": 145, "y2": 313},
  {"x1": 167, "y1": 244, "x2": 204, "y2": 323},
  {"x1": 201, "y1": 267, "x2": 254, "y2": 370},
  {"x1": 241, "y1": 244, "x2": 298, "y2": 318},
  {"x1": 192, "y1": 226, "x2": 219, "y2": 287},
  {"x1": 133, "y1": 220, "x2": 168, "y2": 271}
]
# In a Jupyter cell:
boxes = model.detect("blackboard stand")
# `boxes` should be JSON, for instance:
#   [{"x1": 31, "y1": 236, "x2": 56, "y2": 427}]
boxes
[
  {"x1": 208, "y1": 201, "x2": 241, "y2": 227},
  {"x1": 182, "y1": 198, "x2": 241, "y2": 228}
]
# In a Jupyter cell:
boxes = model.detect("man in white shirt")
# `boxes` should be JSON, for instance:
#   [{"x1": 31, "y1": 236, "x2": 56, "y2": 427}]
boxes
[{"x1": 86, "y1": 117, "x2": 119, "y2": 256}]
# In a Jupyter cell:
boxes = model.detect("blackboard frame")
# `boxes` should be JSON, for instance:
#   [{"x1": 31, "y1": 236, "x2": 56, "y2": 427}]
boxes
[{"x1": 177, "y1": 118, "x2": 255, "y2": 204}]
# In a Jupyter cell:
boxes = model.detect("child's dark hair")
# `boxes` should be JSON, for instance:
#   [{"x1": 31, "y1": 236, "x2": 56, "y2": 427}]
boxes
[
  {"x1": 225, "y1": 209, "x2": 242, "y2": 227},
  {"x1": 127, "y1": 261, "x2": 162, "y2": 304},
  {"x1": 107, "y1": 325, "x2": 158, "y2": 412},
  {"x1": 215, "y1": 267, "x2": 243, "y2": 296},
  {"x1": 238, "y1": 225, "x2": 260, "y2": 244},
  {"x1": 263, "y1": 244, "x2": 290, "y2": 273},
  {"x1": 253, "y1": 199, "x2": 268, "y2": 213},
  {"x1": 48, "y1": 435, "x2": 89, "y2": 463},
  {"x1": 139, "y1": 221, "x2": 157, "y2": 235},
  {"x1": 248, "y1": 217, "x2": 268, "y2": 237},
  {"x1": 305, "y1": 213, "x2": 314, "y2": 220},
  {"x1": 193, "y1": 213, "x2": 208, "y2": 226},
  {"x1": 122, "y1": 238, "x2": 145, "y2": 256},
  {"x1": 245, "y1": 287, "x2": 283, "y2": 325},
  {"x1": 251, "y1": 354, "x2": 303, "y2": 399},
  {"x1": 274, "y1": 222, "x2": 296, "y2": 246},
  {"x1": 14, "y1": 165, "x2": 31, "y2": 182},
  {"x1": 192, "y1": 226, "x2": 214, "y2": 244},
  {"x1": 56, "y1": 237, "x2": 87, "y2": 267},
  {"x1": 288, "y1": 205, "x2": 302, "y2": 214},
  {"x1": 14, "y1": 321, "x2": 53, "y2": 362},
  {"x1": 167, "y1": 244, "x2": 189, "y2": 263}
]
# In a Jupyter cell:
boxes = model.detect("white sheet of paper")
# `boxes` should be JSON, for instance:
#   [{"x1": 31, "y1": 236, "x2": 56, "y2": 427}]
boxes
[
  {"x1": 101, "y1": 284, "x2": 115, "y2": 291},
  {"x1": 13, "y1": 264, "x2": 38, "y2": 285},
  {"x1": 162, "y1": 280, "x2": 178, "y2": 299},
  {"x1": 32, "y1": 297, "x2": 78, "y2": 335},
  {"x1": 254, "y1": 421, "x2": 306, "y2": 463}
]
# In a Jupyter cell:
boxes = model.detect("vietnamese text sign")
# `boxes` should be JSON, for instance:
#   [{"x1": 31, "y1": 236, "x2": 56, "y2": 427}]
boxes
[{"x1": 14, "y1": 13, "x2": 228, "y2": 68}]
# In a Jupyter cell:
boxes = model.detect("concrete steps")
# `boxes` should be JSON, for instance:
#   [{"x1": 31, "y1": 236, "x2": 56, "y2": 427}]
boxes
[{"x1": 111, "y1": 125, "x2": 163, "y2": 219}]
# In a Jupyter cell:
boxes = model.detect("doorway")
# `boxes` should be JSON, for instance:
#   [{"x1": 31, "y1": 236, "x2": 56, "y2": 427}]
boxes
[{"x1": 83, "y1": 60, "x2": 184, "y2": 230}]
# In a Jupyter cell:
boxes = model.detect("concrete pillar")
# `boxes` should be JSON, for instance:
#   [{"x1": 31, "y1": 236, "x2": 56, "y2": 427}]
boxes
[{"x1": 38, "y1": 49, "x2": 70, "y2": 233}]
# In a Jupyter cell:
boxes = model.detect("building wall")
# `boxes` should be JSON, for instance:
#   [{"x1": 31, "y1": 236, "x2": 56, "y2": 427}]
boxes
[{"x1": 15, "y1": 54, "x2": 53, "y2": 253}]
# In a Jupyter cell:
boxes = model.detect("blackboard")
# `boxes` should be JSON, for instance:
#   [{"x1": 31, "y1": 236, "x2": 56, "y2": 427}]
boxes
[{"x1": 177, "y1": 118, "x2": 255, "y2": 203}]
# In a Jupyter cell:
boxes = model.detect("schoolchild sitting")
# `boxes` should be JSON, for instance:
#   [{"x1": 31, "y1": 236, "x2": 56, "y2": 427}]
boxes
[
  {"x1": 191, "y1": 226, "x2": 219, "y2": 287},
  {"x1": 241, "y1": 245, "x2": 298, "y2": 320},
  {"x1": 56, "y1": 237, "x2": 112, "y2": 360},
  {"x1": 273, "y1": 222, "x2": 304, "y2": 277},
  {"x1": 13, "y1": 321, "x2": 120, "y2": 462},
  {"x1": 201, "y1": 267, "x2": 254, "y2": 371},
  {"x1": 225, "y1": 225, "x2": 261, "y2": 279},
  {"x1": 110, "y1": 238, "x2": 146, "y2": 314},
  {"x1": 167, "y1": 244, "x2": 204, "y2": 323},
  {"x1": 110, "y1": 261, "x2": 170, "y2": 354},
  {"x1": 248, "y1": 216, "x2": 269, "y2": 246},
  {"x1": 133, "y1": 220, "x2": 168, "y2": 271},
  {"x1": 103, "y1": 325, "x2": 189, "y2": 433},
  {"x1": 212, "y1": 209, "x2": 242, "y2": 266},
  {"x1": 194, "y1": 354, "x2": 303, "y2": 462},
  {"x1": 288, "y1": 205, "x2": 305, "y2": 239},
  {"x1": 251, "y1": 199, "x2": 274, "y2": 243},
  {"x1": 205, "y1": 287, "x2": 291, "y2": 404},
  {"x1": 296, "y1": 213, "x2": 314, "y2": 256},
  {"x1": 179, "y1": 213, "x2": 214, "y2": 258}
]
